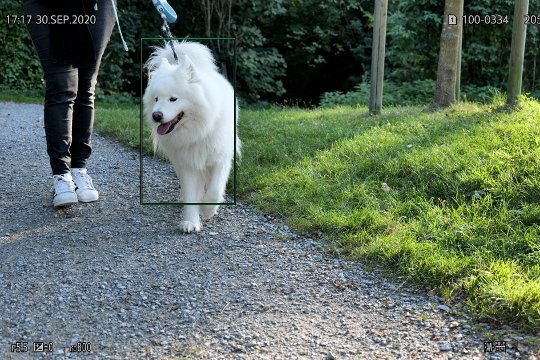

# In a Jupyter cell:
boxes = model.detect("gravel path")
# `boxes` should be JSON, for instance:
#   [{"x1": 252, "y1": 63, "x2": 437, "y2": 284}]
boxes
[{"x1": 0, "y1": 102, "x2": 533, "y2": 359}]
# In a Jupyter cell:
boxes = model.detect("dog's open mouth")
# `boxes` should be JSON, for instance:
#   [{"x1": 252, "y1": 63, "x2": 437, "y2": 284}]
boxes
[{"x1": 157, "y1": 111, "x2": 184, "y2": 135}]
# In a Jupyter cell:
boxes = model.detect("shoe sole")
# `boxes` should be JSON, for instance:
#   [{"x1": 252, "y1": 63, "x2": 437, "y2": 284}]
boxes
[
  {"x1": 76, "y1": 192, "x2": 99, "y2": 203},
  {"x1": 53, "y1": 198, "x2": 78, "y2": 208},
  {"x1": 78, "y1": 196, "x2": 99, "y2": 203}
]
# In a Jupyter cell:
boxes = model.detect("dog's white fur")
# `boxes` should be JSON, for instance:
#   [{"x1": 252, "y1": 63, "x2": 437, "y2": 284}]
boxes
[{"x1": 143, "y1": 41, "x2": 240, "y2": 233}]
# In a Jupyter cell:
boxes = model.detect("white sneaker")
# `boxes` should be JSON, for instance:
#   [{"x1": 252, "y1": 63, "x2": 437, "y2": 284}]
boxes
[
  {"x1": 72, "y1": 168, "x2": 99, "y2": 203},
  {"x1": 52, "y1": 173, "x2": 78, "y2": 207}
]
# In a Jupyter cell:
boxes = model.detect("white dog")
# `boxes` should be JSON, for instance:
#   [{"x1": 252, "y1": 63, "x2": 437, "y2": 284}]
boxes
[{"x1": 143, "y1": 41, "x2": 240, "y2": 233}]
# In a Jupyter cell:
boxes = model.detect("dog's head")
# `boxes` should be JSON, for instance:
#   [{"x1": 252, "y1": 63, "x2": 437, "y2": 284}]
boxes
[{"x1": 143, "y1": 56, "x2": 209, "y2": 137}]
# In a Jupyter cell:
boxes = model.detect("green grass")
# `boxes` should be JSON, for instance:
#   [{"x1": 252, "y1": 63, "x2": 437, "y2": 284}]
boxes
[
  {"x1": 2, "y1": 91, "x2": 540, "y2": 333},
  {"x1": 93, "y1": 105, "x2": 148, "y2": 150},
  {"x1": 0, "y1": 87, "x2": 44, "y2": 104},
  {"x1": 239, "y1": 99, "x2": 540, "y2": 332}
]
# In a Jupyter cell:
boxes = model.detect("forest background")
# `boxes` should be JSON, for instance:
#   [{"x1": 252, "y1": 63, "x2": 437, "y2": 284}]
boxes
[{"x1": 1, "y1": 0, "x2": 539, "y2": 106}]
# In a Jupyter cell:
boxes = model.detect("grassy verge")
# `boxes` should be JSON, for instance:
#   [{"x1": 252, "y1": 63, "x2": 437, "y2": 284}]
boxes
[
  {"x1": 93, "y1": 105, "x2": 149, "y2": 150},
  {"x1": 239, "y1": 99, "x2": 540, "y2": 333},
  {"x1": 2, "y1": 92, "x2": 539, "y2": 333},
  {"x1": 0, "y1": 88, "x2": 44, "y2": 104}
]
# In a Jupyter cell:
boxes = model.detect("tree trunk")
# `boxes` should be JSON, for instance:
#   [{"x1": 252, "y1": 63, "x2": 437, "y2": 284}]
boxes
[
  {"x1": 508, "y1": 0, "x2": 530, "y2": 107},
  {"x1": 369, "y1": 0, "x2": 388, "y2": 115},
  {"x1": 455, "y1": 0, "x2": 464, "y2": 101},
  {"x1": 434, "y1": 0, "x2": 463, "y2": 107}
]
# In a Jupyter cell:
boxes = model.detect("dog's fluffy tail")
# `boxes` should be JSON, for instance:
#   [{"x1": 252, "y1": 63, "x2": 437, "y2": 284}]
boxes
[{"x1": 145, "y1": 41, "x2": 218, "y2": 72}]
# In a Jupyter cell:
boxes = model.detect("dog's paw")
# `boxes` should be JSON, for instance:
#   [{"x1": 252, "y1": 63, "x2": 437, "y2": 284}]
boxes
[
  {"x1": 179, "y1": 221, "x2": 201, "y2": 233},
  {"x1": 201, "y1": 205, "x2": 219, "y2": 220}
]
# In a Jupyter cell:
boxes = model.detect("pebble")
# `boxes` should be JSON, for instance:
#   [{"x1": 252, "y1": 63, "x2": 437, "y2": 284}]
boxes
[
  {"x1": 449, "y1": 321, "x2": 459, "y2": 328},
  {"x1": 437, "y1": 304, "x2": 450, "y2": 312},
  {"x1": 440, "y1": 343, "x2": 452, "y2": 351}
]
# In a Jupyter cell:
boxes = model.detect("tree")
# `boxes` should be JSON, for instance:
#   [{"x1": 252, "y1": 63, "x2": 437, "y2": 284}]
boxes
[
  {"x1": 434, "y1": 0, "x2": 463, "y2": 107},
  {"x1": 198, "y1": 0, "x2": 233, "y2": 77},
  {"x1": 507, "y1": 0, "x2": 530, "y2": 107},
  {"x1": 454, "y1": 0, "x2": 464, "y2": 100},
  {"x1": 370, "y1": 0, "x2": 388, "y2": 115}
]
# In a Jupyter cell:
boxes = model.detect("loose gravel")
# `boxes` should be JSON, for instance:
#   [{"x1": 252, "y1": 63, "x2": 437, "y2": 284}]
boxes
[{"x1": 0, "y1": 102, "x2": 535, "y2": 359}]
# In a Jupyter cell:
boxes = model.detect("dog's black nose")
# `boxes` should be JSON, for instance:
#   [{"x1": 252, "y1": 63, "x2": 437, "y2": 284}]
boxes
[{"x1": 152, "y1": 111, "x2": 163, "y2": 122}]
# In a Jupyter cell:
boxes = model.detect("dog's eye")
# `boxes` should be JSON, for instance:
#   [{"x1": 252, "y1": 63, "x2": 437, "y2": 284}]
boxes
[
  {"x1": 155, "y1": 97, "x2": 158, "y2": 102},
  {"x1": 169, "y1": 97, "x2": 177, "y2": 102}
]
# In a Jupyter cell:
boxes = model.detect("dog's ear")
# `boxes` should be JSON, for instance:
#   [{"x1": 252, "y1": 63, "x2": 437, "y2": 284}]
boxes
[
  {"x1": 187, "y1": 63, "x2": 200, "y2": 83},
  {"x1": 177, "y1": 62, "x2": 200, "y2": 83},
  {"x1": 179, "y1": 55, "x2": 200, "y2": 83}
]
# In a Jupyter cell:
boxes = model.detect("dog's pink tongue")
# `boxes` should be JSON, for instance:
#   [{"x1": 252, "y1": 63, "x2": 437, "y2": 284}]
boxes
[{"x1": 157, "y1": 122, "x2": 172, "y2": 135}]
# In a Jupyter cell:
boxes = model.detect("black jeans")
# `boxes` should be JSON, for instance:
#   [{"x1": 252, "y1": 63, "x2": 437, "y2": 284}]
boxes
[{"x1": 24, "y1": 0, "x2": 115, "y2": 175}]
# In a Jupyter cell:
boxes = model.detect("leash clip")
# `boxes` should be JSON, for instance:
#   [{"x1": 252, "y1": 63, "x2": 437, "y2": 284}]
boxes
[{"x1": 153, "y1": 0, "x2": 177, "y2": 24}]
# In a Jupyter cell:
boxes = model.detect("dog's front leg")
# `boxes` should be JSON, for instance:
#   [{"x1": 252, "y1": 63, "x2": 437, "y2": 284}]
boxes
[
  {"x1": 179, "y1": 168, "x2": 203, "y2": 233},
  {"x1": 201, "y1": 161, "x2": 232, "y2": 220}
]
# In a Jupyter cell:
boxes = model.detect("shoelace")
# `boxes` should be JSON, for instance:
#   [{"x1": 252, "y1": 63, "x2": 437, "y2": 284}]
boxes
[
  {"x1": 73, "y1": 172, "x2": 95, "y2": 190},
  {"x1": 53, "y1": 175, "x2": 75, "y2": 195}
]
